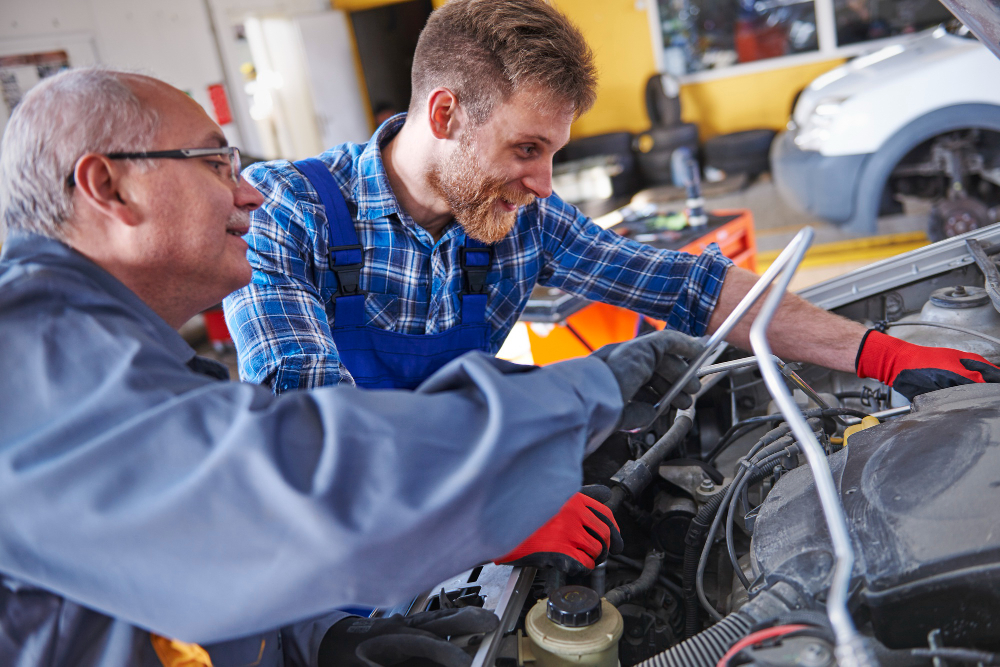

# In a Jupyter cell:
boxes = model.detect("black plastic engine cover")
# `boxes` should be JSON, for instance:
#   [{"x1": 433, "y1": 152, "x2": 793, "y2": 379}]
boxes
[{"x1": 752, "y1": 383, "x2": 1000, "y2": 649}]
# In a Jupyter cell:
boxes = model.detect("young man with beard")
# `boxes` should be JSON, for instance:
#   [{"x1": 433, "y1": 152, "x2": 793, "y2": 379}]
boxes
[{"x1": 226, "y1": 0, "x2": 1000, "y2": 493}]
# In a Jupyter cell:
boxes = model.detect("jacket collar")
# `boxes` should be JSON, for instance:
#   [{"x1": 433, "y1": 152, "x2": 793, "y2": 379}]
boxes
[{"x1": 1, "y1": 233, "x2": 199, "y2": 365}]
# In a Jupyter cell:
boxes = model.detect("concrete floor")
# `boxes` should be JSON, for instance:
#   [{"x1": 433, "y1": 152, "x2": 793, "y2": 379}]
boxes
[
  {"x1": 697, "y1": 173, "x2": 933, "y2": 290},
  {"x1": 700, "y1": 173, "x2": 929, "y2": 251}
]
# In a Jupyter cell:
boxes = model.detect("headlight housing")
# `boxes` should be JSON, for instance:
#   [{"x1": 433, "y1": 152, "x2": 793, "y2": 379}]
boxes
[{"x1": 793, "y1": 96, "x2": 848, "y2": 152}]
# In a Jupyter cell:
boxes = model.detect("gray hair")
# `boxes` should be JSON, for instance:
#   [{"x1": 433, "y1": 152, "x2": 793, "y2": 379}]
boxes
[{"x1": 0, "y1": 67, "x2": 160, "y2": 238}]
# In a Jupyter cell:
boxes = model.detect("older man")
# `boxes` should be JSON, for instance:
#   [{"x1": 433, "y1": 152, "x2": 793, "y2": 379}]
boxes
[{"x1": 0, "y1": 68, "x2": 703, "y2": 666}]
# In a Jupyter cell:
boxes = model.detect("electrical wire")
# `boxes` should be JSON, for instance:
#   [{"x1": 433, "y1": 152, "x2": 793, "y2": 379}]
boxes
[
  {"x1": 715, "y1": 624, "x2": 811, "y2": 667},
  {"x1": 725, "y1": 445, "x2": 800, "y2": 590},
  {"x1": 697, "y1": 420, "x2": 820, "y2": 612},
  {"x1": 705, "y1": 407, "x2": 869, "y2": 464},
  {"x1": 693, "y1": 436, "x2": 788, "y2": 618},
  {"x1": 911, "y1": 648, "x2": 1000, "y2": 665}
]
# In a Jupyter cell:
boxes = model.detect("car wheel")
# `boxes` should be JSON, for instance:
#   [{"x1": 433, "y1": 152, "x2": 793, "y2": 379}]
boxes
[{"x1": 928, "y1": 198, "x2": 992, "y2": 241}]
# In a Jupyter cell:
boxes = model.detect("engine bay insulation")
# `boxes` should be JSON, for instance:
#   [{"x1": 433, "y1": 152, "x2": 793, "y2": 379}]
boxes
[{"x1": 753, "y1": 382, "x2": 1000, "y2": 649}]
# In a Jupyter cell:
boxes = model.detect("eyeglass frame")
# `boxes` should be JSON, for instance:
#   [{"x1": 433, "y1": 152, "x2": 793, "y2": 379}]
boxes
[{"x1": 66, "y1": 147, "x2": 242, "y2": 187}]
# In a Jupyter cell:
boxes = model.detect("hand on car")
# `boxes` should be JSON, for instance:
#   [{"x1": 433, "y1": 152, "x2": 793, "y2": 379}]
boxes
[
  {"x1": 591, "y1": 330, "x2": 704, "y2": 431},
  {"x1": 319, "y1": 607, "x2": 499, "y2": 667},
  {"x1": 856, "y1": 329, "x2": 1000, "y2": 400},
  {"x1": 495, "y1": 485, "x2": 623, "y2": 575}
]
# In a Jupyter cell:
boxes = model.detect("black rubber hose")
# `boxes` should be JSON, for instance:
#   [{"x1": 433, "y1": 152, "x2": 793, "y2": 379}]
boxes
[
  {"x1": 724, "y1": 422, "x2": 819, "y2": 591},
  {"x1": 605, "y1": 549, "x2": 665, "y2": 607},
  {"x1": 637, "y1": 611, "x2": 754, "y2": 667},
  {"x1": 725, "y1": 444, "x2": 798, "y2": 590},
  {"x1": 609, "y1": 553, "x2": 684, "y2": 600},
  {"x1": 640, "y1": 413, "x2": 694, "y2": 470},
  {"x1": 682, "y1": 487, "x2": 728, "y2": 637},
  {"x1": 681, "y1": 423, "x2": 793, "y2": 637},
  {"x1": 607, "y1": 412, "x2": 694, "y2": 514},
  {"x1": 695, "y1": 459, "x2": 783, "y2": 621}
]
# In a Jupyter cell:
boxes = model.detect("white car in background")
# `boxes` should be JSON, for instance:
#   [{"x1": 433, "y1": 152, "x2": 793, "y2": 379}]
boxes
[{"x1": 771, "y1": 24, "x2": 1000, "y2": 239}]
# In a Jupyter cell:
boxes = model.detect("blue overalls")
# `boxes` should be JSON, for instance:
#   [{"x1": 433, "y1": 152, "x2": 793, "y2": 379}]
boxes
[{"x1": 295, "y1": 158, "x2": 494, "y2": 389}]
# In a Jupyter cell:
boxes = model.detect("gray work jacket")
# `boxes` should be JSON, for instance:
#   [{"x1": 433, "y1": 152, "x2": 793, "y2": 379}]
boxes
[{"x1": 0, "y1": 233, "x2": 621, "y2": 666}]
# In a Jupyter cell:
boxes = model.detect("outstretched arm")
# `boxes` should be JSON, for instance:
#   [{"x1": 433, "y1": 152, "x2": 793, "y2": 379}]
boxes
[{"x1": 707, "y1": 266, "x2": 866, "y2": 372}]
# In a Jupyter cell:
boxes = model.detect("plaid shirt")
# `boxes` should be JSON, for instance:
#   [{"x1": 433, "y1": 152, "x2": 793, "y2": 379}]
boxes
[{"x1": 224, "y1": 115, "x2": 733, "y2": 391}]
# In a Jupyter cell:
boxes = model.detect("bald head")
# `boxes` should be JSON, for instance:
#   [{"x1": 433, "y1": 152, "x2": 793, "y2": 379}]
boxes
[{"x1": 0, "y1": 68, "x2": 161, "y2": 238}]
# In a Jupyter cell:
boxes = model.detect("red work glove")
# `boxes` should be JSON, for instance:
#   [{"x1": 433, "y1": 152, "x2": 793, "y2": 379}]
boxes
[
  {"x1": 856, "y1": 329, "x2": 1000, "y2": 400},
  {"x1": 495, "y1": 486, "x2": 623, "y2": 576}
]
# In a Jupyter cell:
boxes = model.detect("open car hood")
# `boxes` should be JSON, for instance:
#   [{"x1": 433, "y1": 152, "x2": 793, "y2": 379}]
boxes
[{"x1": 940, "y1": 0, "x2": 1000, "y2": 61}]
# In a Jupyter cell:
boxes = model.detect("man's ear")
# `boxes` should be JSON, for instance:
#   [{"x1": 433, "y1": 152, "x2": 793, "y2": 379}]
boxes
[
  {"x1": 426, "y1": 88, "x2": 464, "y2": 140},
  {"x1": 71, "y1": 154, "x2": 140, "y2": 226}
]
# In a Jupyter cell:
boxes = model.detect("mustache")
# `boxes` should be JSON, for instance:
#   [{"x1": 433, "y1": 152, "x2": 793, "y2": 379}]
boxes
[
  {"x1": 226, "y1": 210, "x2": 250, "y2": 231},
  {"x1": 465, "y1": 175, "x2": 535, "y2": 210}
]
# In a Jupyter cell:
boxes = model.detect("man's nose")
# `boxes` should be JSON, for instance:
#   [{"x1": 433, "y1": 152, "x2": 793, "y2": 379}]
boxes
[
  {"x1": 521, "y1": 160, "x2": 554, "y2": 199},
  {"x1": 236, "y1": 176, "x2": 264, "y2": 211}
]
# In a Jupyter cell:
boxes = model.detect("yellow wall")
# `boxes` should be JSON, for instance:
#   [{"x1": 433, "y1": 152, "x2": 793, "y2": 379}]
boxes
[
  {"x1": 551, "y1": 0, "x2": 658, "y2": 139},
  {"x1": 332, "y1": 0, "x2": 847, "y2": 141},
  {"x1": 679, "y1": 59, "x2": 847, "y2": 139},
  {"x1": 332, "y1": 0, "x2": 410, "y2": 10}
]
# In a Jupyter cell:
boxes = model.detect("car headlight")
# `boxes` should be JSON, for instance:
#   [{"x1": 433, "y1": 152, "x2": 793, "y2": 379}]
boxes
[{"x1": 793, "y1": 97, "x2": 848, "y2": 152}]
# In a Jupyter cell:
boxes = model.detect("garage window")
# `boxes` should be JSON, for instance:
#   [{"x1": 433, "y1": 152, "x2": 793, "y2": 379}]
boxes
[
  {"x1": 656, "y1": 0, "x2": 818, "y2": 75},
  {"x1": 834, "y1": 0, "x2": 954, "y2": 45}
]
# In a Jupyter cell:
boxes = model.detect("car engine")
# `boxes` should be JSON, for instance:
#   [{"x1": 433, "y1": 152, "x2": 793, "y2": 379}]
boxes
[{"x1": 380, "y1": 228, "x2": 1000, "y2": 667}]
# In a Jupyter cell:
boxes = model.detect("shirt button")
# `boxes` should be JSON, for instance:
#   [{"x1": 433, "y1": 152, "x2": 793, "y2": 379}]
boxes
[{"x1": 432, "y1": 278, "x2": 441, "y2": 291}]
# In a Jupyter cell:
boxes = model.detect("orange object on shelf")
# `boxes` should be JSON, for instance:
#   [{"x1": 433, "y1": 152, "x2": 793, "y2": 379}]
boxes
[{"x1": 526, "y1": 209, "x2": 756, "y2": 366}]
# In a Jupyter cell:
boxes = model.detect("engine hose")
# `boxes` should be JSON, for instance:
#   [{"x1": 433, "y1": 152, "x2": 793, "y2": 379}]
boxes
[
  {"x1": 636, "y1": 611, "x2": 754, "y2": 667},
  {"x1": 605, "y1": 550, "x2": 665, "y2": 607},
  {"x1": 681, "y1": 423, "x2": 793, "y2": 638},
  {"x1": 695, "y1": 458, "x2": 784, "y2": 622},
  {"x1": 681, "y1": 418, "x2": 819, "y2": 637},
  {"x1": 682, "y1": 487, "x2": 727, "y2": 637}
]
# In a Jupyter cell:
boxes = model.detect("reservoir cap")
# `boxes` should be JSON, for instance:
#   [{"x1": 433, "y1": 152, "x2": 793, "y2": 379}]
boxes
[{"x1": 546, "y1": 586, "x2": 602, "y2": 627}]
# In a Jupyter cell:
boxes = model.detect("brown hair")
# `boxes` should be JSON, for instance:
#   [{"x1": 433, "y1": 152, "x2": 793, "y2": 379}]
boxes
[{"x1": 409, "y1": 0, "x2": 597, "y2": 124}]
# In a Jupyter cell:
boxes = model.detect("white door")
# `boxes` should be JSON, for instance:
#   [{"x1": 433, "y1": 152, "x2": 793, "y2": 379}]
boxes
[{"x1": 295, "y1": 10, "x2": 371, "y2": 148}]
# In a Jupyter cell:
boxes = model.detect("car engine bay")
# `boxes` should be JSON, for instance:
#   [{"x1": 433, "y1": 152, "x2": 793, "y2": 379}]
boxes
[{"x1": 379, "y1": 225, "x2": 1000, "y2": 667}]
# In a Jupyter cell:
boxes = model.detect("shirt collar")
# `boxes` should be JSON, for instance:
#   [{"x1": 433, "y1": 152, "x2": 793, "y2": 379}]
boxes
[
  {"x1": 352, "y1": 113, "x2": 466, "y2": 246},
  {"x1": 1, "y1": 233, "x2": 198, "y2": 364},
  {"x1": 353, "y1": 113, "x2": 409, "y2": 223}
]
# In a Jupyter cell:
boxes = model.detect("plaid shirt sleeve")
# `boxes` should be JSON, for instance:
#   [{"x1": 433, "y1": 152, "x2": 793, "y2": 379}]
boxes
[
  {"x1": 223, "y1": 160, "x2": 354, "y2": 392},
  {"x1": 536, "y1": 195, "x2": 733, "y2": 337}
]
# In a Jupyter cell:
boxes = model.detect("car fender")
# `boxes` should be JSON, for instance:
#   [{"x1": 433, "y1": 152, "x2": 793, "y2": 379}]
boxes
[{"x1": 845, "y1": 103, "x2": 1000, "y2": 234}]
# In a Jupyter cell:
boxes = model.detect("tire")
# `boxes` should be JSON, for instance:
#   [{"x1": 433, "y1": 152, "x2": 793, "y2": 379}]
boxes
[
  {"x1": 704, "y1": 129, "x2": 776, "y2": 176},
  {"x1": 555, "y1": 132, "x2": 638, "y2": 198},
  {"x1": 634, "y1": 124, "x2": 699, "y2": 154},
  {"x1": 634, "y1": 123, "x2": 700, "y2": 186},
  {"x1": 645, "y1": 73, "x2": 683, "y2": 127},
  {"x1": 558, "y1": 132, "x2": 633, "y2": 162}
]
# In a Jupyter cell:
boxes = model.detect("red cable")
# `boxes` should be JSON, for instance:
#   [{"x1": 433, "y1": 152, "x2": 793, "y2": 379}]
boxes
[{"x1": 716, "y1": 624, "x2": 811, "y2": 667}]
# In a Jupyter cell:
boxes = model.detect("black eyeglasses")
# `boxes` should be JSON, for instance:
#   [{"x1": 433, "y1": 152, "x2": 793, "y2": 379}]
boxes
[{"x1": 67, "y1": 147, "x2": 242, "y2": 186}]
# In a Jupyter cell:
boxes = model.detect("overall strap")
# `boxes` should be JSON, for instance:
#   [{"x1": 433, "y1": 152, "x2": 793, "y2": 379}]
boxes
[
  {"x1": 295, "y1": 158, "x2": 364, "y2": 325},
  {"x1": 459, "y1": 237, "x2": 493, "y2": 323}
]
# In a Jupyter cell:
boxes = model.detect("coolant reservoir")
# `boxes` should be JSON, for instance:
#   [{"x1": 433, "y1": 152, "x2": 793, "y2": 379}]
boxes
[
  {"x1": 522, "y1": 586, "x2": 623, "y2": 666},
  {"x1": 889, "y1": 286, "x2": 1000, "y2": 362}
]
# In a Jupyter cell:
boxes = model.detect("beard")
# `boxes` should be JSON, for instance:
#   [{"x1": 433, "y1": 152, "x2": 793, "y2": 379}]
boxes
[{"x1": 427, "y1": 135, "x2": 535, "y2": 244}]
